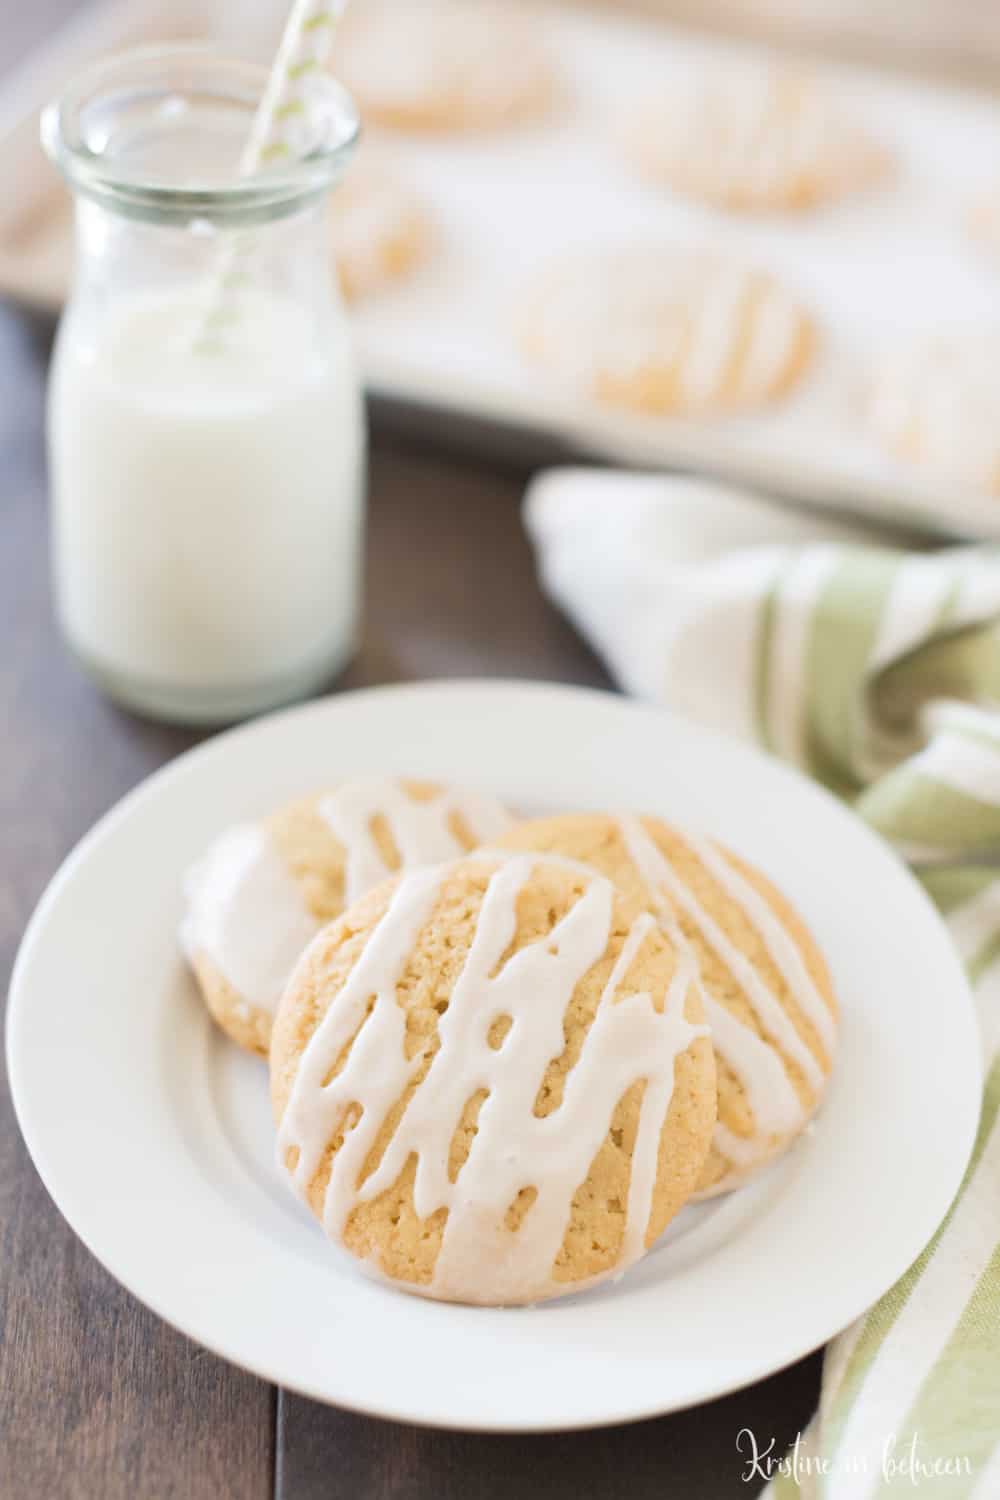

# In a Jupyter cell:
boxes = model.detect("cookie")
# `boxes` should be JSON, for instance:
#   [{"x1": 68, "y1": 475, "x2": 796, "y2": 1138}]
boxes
[
  {"x1": 180, "y1": 777, "x2": 512, "y2": 1057},
  {"x1": 517, "y1": 247, "x2": 815, "y2": 416},
  {"x1": 869, "y1": 335, "x2": 1000, "y2": 495},
  {"x1": 495, "y1": 814, "x2": 837, "y2": 1197},
  {"x1": 336, "y1": 0, "x2": 557, "y2": 135},
  {"x1": 271, "y1": 852, "x2": 716, "y2": 1304},
  {"x1": 621, "y1": 61, "x2": 889, "y2": 214},
  {"x1": 332, "y1": 158, "x2": 432, "y2": 302}
]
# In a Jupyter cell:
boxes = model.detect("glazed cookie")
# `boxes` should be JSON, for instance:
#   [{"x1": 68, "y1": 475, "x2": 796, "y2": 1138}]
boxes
[
  {"x1": 495, "y1": 814, "x2": 837, "y2": 1197},
  {"x1": 621, "y1": 62, "x2": 889, "y2": 214},
  {"x1": 180, "y1": 778, "x2": 512, "y2": 1057},
  {"x1": 517, "y1": 247, "x2": 815, "y2": 416},
  {"x1": 332, "y1": 159, "x2": 432, "y2": 302},
  {"x1": 271, "y1": 852, "x2": 715, "y2": 1304},
  {"x1": 869, "y1": 336, "x2": 1000, "y2": 495},
  {"x1": 336, "y1": 0, "x2": 557, "y2": 134}
]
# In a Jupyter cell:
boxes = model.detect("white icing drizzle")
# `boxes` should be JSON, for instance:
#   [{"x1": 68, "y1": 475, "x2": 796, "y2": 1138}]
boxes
[
  {"x1": 714, "y1": 1121, "x2": 785, "y2": 1169},
  {"x1": 278, "y1": 863, "x2": 444, "y2": 1191},
  {"x1": 617, "y1": 814, "x2": 825, "y2": 1134},
  {"x1": 180, "y1": 824, "x2": 322, "y2": 1017},
  {"x1": 318, "y1": 777, "x2": 512, "y2": 906},
  {"x1": 699, "y1": 993, "x2": 804, "y2": 1140},
  {"x1": 680, "y1": 263, "x2": 749, "y2": 404},
  {"x1": 181, "y1": 779, "x2": 511, "y2": 1019},
  {"x1": 644, "y1": 64, "x2": 880, "y2": 205},
  {"x1": 681, "y1": 829, "x2": 836, "y2": 1056},
  {"x1": 739, "y1": 283, "x2": 804, "y2": 401},
  {"x1": 277, "y1": 854, "x2": 706, "y2": 1304},
  {"x1": 528, "y1": 249, "x2": 806, "y2": 412}
]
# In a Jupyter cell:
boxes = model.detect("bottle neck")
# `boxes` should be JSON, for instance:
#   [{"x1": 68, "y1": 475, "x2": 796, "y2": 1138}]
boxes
[{"x1": 67, "y1": 192, "x2": 342, "y2": 333}]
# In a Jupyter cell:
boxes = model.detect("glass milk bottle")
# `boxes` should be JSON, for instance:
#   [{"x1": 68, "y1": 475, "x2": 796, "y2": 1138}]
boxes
[{"x1": 42, "y1": 47, "x2": 365, "y2": 723}]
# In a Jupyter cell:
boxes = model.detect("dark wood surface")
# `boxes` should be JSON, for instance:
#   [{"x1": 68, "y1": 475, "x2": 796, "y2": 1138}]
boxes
[{"x1": 0, "y1": 8, "x2": 822, "y2": 1496}]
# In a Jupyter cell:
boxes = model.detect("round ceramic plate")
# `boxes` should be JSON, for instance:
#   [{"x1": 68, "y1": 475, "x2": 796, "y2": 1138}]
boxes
[{"x1": 7, "y1": 681, "x2": 980, "y2": 1431}]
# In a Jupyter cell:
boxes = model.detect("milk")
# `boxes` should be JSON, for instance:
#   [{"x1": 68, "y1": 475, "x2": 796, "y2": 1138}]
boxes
[{"x1": 48, "y1": 287, "x2": 364, "y2": 720}]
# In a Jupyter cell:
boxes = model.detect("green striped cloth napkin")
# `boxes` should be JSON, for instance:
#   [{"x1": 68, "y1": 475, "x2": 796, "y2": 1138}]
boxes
[{"x1": 525, "y1": 467, "x2": 1000, "y2": 1498}]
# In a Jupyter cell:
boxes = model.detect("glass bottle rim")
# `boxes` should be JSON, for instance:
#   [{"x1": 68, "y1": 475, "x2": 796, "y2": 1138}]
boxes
[{"x1": 41, "y1": 43, "x2": 360, "y2": 226}]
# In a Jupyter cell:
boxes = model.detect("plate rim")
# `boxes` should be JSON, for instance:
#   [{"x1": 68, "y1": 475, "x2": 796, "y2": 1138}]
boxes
[{"x1": 6, "y1": 678, "x2": 982, "y2": 1431}]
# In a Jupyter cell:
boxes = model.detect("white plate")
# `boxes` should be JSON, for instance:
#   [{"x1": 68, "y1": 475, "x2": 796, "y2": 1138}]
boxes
[{"x1": 6, "y1": 681, "x2": 980, "y2": 1431}]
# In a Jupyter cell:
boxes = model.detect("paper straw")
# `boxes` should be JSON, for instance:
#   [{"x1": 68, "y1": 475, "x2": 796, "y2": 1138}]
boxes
[{"x1": 193, "y1": 0, "x2": 349, "y2": 351}]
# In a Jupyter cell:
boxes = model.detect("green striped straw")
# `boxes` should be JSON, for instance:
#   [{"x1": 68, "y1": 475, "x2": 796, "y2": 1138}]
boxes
[{"x1": 194, "y1": 0, "x2": 349, "y2": 351}]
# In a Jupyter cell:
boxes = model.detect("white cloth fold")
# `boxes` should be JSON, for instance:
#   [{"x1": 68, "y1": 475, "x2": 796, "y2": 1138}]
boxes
[{"x1": 525, "y1": 469, "x2": 882, "y2": 740}]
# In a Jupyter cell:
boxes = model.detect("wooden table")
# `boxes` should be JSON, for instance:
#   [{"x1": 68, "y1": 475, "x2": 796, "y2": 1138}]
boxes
[{"x1": 0, "y1": 9, "x2": 822, "y2": 1496}]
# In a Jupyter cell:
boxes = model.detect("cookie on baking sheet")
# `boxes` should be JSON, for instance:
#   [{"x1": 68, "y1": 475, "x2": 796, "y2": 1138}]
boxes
[
  {"x1": 336, "y1": 0, "x2": 558, "y2": 135},
  {"x1": 180, "y1": 778, "x2": 512, "y2": 1058},
  {"x1": 332, "y1": 159, "x2": 432, "y2": 302},
  {"x1": 621, "y1": 61, "x2": 889, "y2": 214},
  {"x1": 868, "y1": 335, "x2": 1000, "y2": 496},
  {"x1": 516, "y1": 247, "x2": 815, "y2": 416},
  {"x1": 495, "y1": 814, "x2": 837, "y2": 1198},
  {"x1": 270, "y1": 852, "x2": 716, "y2": 1304}
]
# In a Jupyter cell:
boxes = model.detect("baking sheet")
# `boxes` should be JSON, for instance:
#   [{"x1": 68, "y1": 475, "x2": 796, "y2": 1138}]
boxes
[{"x1": 3, "y1": 0, "x2": 1000, "y2": 538}]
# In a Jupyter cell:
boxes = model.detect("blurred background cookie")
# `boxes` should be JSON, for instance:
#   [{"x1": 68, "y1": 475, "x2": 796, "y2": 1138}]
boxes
[
  {"x1": 496, "y1": 813, "x2": 838, "y2": 1198},
  {"x1": 336, "y1": 0, "x2": 558, "y2": 134},
  {"x1": 332, "y1": 158, "x2": 432, "y2": 302},
  {"x1": 271, "y1": 852, "x2": 716, "y2": 1304},
  {"x1": 181, "y1": 777, "x2": 512, "y2": 1056},
  {"x1": 620, "y1": 61, "x2": 890, "y2": 213},
  {"x1": 869, "y1": 335, "x2": 1000, "y2": 495},
  {"x1": 517, "y1": 246, "x2": 816, "y2": 416}
]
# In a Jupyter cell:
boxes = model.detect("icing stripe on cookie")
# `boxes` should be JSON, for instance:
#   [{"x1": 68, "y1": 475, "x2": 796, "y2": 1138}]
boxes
[
  {"x1": 618, "y1": 814, "x2": 824, "y2": 1094},
  {"x1": 680, "y1": 829, "x2": 836, "y2": 1057},
  {"x1": 181, "y1": 823, "x2": 321, "y2": 1017},
  {"x1": 699, "y1": 993, "x2": 805, "y2": 1141},
  {"x1": 318, "y1": 778, "x2": 512, "y2": 905},
  {"x1": 614, "y1": 816, "x2": 804, "y2": 1169}
]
